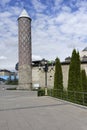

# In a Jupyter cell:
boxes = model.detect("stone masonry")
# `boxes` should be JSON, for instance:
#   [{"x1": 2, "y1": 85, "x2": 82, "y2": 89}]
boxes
[
  {"x1": 17, "y1": 10, "x2": 32, "y2": 90},
  {"x1": 32, "y1": 62, "x2": 87, "y2": 90}
]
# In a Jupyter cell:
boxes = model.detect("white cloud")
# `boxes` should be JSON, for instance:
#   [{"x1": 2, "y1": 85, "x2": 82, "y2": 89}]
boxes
[
  {"x1": 32, "y1": 55, "x2": 42, "y2": 61},
  {"x1": 0, "y1": 7, "x2": 20, "y2": 70},
  {"x1": 0, "y1": 0, "x2": 11, "y2": 6},
  {"x1": 31, "y1": 0, "x2": 47, "y2": 13},
  {"x1": 32, "y1": 1, "x2": 87, "y2": 61},
  {"x1": 0, "y1": 56, "x2": 7, "y2": 60},
  {"x1": 1, "y1": 0, "x2": 87, "y2": 70}
]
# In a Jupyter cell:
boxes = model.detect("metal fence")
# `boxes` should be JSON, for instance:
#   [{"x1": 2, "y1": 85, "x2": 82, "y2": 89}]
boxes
[{"x1": 48, "y1": 89, "x2": 87, "y2": 106}]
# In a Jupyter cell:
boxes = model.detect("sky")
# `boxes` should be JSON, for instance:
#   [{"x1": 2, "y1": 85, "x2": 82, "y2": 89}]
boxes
[{"x1": 0, "y1": 0, "x2": 87, "y2": 70}]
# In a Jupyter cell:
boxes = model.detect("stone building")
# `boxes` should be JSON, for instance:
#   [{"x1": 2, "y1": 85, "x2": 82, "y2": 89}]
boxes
[
  {"x1": 32, "y1": 47, "x2": 87, "y2": 90},
  {"x1": 0, "y1": 69, "x2": 11, "y2": 76},
  {"x1": 16, "y1": 47, "x2": 87, "y2": 90},
  {"x1": 32, "y1": 63, "x2": 54, "y2": 89},
  {"x1": 32, "y1": 60, "x2": 87, "y2": 90},
  {"x1": 0, "y1": 70, "x2": 16, "y2": 84},
  {"x1": 80, "y1": 47, "x2": 87, "y2": 61}
]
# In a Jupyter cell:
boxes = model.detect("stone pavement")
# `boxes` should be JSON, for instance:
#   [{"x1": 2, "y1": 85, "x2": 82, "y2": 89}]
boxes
[{"x1": 0, "y1": 90, "x2": 87, "y2": 130}]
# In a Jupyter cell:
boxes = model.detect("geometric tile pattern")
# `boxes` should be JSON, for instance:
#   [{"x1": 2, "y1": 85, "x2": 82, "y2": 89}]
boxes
[
  {"x1": 18, "y1": 17, "x2": 32, "y2": 89},
  {"x1": 18, "y1": 17, "x2": 32, "y2": 66}
]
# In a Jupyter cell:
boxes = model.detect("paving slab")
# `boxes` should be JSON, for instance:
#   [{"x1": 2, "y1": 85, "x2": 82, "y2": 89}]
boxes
[{"x1": 0, "y1": 91, "x2": 87, "y2": 130}]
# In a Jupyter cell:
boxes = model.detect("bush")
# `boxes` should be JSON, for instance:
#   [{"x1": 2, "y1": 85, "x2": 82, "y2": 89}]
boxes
[
  {"x1": 6, "y1": 87, "x2": 17, "y2": 90},
  {"x1": 38, "y1": 88, "x2": 45, "y2": 96}
]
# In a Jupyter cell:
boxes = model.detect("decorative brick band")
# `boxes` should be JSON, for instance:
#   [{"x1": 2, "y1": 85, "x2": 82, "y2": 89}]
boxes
[{"x1": 18, "y1": 16, "x2": 32, "y2": 90}]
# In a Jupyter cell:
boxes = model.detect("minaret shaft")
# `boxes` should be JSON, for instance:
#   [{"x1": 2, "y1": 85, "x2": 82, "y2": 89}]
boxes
[{"x1": 17, "y1": 11, "x2": 32, "y2": 90}]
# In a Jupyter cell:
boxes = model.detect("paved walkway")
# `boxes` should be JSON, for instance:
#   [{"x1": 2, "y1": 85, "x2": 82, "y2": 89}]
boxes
[{"x1": 0, "y1": 90, "x2": 87, "y2": 130}]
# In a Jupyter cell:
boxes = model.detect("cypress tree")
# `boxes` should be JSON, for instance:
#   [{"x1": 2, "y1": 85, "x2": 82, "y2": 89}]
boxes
[
  {"x1": 81, "y1": 69, "x2": 87, "y2": 103},
  {"x1": 68, "y1": 49, "x2": 77, "y2": 91},
  {"x1": 75, "y1": 52, "x2": 82, "y2": 92},
  {"x1": 54, "y1": 57, "x2": 63, "y2": 96},
  {"x1": 81, "y1": 69, "x2": 87, "y2": 92},
  {"x1": 68, "y1": 49, "x2": 82, "y2": 102}
]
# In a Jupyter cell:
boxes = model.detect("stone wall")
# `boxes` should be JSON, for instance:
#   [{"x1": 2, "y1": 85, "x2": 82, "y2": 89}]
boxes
[
  {"x1": 62, "y1": 64, "x2": 69, "y2": 90},
  {"x1": 32, "y1": 66, "x2": 54, "y2": 89},
  {"x1": 32, "y1": 63, "x2": 87, "y2": 90}
]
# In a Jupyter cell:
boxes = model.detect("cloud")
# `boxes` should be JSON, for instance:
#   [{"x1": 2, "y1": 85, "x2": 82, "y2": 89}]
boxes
[
  {"x1": 0, "y1": 0, "x2": 11, "y2": 6},
  {"x1": 32, "y1": 0, "x2": 87, "y2": 61},
  {"x1": 0, "y1": 0, "x2": 87, "y2": 70},
  {"x1": 0, "y1": 56, "x2": 7, "y2": 60},
  {"x1": 32, "y1": 55, "x2": 42, "y2": 60},
  {"x1": 31, "y1": 0, "x2": 47, "y2": 13},
  {"x1": 0, "y1": 6, "x2": 20, "y2": 70}
]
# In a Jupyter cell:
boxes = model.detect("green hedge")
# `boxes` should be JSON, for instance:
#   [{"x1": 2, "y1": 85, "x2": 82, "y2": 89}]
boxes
[
  {"x1": 38, "y1": 88, "x2": 45, "y2": 96},
  {"x1": 6, "y1": 87, "x2": 17, "y2": 90}
]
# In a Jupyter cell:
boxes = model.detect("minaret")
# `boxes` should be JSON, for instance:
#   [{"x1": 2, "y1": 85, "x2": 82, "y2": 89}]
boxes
[{"x1": 17, "y1": 9, "x2": 32, "y2": 90}]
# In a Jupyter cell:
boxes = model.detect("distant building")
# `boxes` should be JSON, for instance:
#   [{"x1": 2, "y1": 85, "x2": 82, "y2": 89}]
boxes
[
  {"x1": 80, "y1": 47, "x2": 87, "y2": 61},
  {"x1": 64, "y1": 47, "x2": 87, "y2": 62},
  {"x1": 0, "y1": 70, "x2": 11, "y2": 84},
  {"x1": 81, "y1": 55, "x2": 87, "y2": 62},
  {"x1": 32, "y1": 47, "x2": 87, "y2": 90},
  {"x1": 65, "y1": 56, "x2": 71, "y2": 62},
  {"x1": 0, "y1": 69, "x2": 11, "y2": 76},
  {"x1": 0, "y1": 69, "x2": 17, "y2": 82}
]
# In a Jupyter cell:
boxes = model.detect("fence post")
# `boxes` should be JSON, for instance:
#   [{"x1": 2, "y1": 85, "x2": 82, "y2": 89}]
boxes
[
  {"x1": 67, "y1": 91, "x2": 68, "y2": 100},
  {"x1": 61, "y1": 91, "x2": 62, "y2": 99},
  {"x1": 83, "y1": 92, "x2": 84, "y2": 105},
  {"x1": 50, "y1": 89, "x2": 52, "y2": 96},
  {"x1": 74, "y1": 91, "x2": 76, "y2": 103}
]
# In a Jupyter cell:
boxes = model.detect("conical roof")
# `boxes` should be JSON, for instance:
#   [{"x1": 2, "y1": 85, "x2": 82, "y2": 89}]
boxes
[{"x1": 19, "y1": 9, "x2": 31, "y2": 19}]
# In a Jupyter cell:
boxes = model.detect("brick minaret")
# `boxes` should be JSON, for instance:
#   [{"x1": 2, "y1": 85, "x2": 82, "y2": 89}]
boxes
[{"x1": 17, "y1": 9, "x2": 32, "y2": 90}]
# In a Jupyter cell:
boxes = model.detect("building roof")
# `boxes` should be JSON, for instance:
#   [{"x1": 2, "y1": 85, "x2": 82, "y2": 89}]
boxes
[
  {"x1": 0, "y1": 69, "x2": 11, "y2": 73},
  {"x1": 65, "y1": 56, "x2": 71, "y2": 60},
  {"x1": 82, "y1": 47, "x2": 87, "y2": 51},
  {"x1": 19, "y1": 9, "x2": 31, "y2": 19}
]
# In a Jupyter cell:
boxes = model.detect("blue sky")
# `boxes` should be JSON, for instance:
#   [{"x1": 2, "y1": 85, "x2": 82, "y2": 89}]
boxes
[{"x1": 0, "y1": 0, "x2": 87, "y2": 70}]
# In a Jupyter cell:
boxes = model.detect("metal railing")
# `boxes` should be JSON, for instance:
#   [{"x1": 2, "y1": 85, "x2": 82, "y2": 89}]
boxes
[{"x1": 47, "y1": 89, "x2": 87, "y2": 106}]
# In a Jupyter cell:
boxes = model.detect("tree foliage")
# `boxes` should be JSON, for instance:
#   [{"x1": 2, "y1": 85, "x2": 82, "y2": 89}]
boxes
[
  {"x1": 68, "y1": 49, "x2": 83, "y2": 102},
  {"x1": 68, "y1": 49, "x2": 82, "y2": 91},
  {"x1": 81, "y1": 69, "x2": 87, "y2": 92},
  {"x1": 54, "y1": 57, "x2": 63, "y2": 91},
  {"x1": 81, "y1": 69, "x2": 87, "y2": 103}
]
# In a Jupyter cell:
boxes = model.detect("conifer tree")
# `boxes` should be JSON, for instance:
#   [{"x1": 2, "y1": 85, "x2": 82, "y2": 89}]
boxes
[
  {"x1": 68, "y1": 49, "x2": 77, "y2": 91},
  {"x1": 68, "y1": 49, "x2": 82, "y2": 102},
  {"x1": 54, "y1": 57, "x2": 63, "y2": 91},
  {"x1": 81, "y1": 69, "x2": 87, "y2": 92},
  {"x1": 81, "y1": 69, "x2": 87, "y2": 103},
  {"x1": 75, "y1": 52, "x2": 82, "y2": 92}
]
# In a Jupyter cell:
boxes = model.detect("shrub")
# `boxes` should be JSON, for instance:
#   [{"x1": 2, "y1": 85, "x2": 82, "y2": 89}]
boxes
[{"x1": 38, "y1": 88, "x2": 45, "y2": 96}]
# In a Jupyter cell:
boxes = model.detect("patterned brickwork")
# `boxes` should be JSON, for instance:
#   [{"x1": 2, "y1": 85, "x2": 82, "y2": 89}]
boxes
[
  {"x1": 18, "y1": 17, "x2": 32, "y2": 66},
  {"x1": 18, "y1": 17, "x2": 32, "y2": 90}
]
